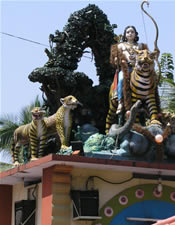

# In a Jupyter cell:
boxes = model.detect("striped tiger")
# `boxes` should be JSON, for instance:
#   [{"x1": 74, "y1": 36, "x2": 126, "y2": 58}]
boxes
[
  {"x1": 11, "y1": 96, "x2": 81, "y2": 165},
  {"x1": 105, "y1": 82, "x2": 119, "y2": 134},
  {"x1": 29, "y1": 107, "x2": 47, "y2": 160},
  {"x1": 105, "y1": 49, "x2": 161, "y2": 134},
  {"x1": 130, "y1": 49, "x2": 160, "y2": 124},
  {"x1": 11, "y1": 107, "x2": 47, "y2": 165}
]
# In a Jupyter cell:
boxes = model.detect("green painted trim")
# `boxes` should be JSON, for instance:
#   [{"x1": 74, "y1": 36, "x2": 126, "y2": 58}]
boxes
[{"x1": 92, "y1": 184, "x2": 175, "y2": 225}]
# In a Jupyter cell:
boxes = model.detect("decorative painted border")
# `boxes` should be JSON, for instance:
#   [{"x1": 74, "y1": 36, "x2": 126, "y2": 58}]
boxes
[{"x1": 92, "y1": 184, "x2": 175, "y2": 225}]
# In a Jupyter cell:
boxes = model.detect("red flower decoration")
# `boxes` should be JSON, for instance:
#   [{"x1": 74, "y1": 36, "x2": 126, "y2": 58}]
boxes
[
  {"x1": 119, "y1": 195, "x2": 128, "y2": 205},
  {"x1": 104, "y1": 207, "x2": 113, "y2": 217},
  {"x1": 135, "y1": 189, "x2": 144, "y2": 199},
  {"x1": 170, "y1": 192, "x2": 175, "y2": 201},
  {"x1": 153, "y1": 187, "x2": 162, "y2": 198}
]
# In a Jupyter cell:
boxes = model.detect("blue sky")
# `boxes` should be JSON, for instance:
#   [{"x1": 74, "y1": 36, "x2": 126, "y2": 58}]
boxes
[{"x1": 1, "y1": 0, "x2": 175, "y2": 116}]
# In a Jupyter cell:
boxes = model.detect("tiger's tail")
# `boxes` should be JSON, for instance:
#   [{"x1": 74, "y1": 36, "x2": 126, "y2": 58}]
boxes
[
  {"x1": 105, "y1": 98, "x2": 118, "y2": 134},
  {"x1": 11, "y1": 138, "x2": 16, "y2": 163},
  {"x1": 11, "y1": 133, "x2": 20, "y2": 164}
]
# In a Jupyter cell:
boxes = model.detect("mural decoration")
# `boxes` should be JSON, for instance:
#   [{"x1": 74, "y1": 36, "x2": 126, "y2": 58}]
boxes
[{"x1": 92, "y1": 184, "x2": 175, "y2": 225}]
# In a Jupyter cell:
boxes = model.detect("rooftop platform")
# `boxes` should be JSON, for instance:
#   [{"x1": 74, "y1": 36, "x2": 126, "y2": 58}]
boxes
[{"x1": 1, "y1": 154, "x2": 175, "y2": 185}]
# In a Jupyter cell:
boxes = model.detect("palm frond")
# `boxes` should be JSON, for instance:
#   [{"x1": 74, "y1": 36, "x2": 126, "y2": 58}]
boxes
[
  {"x1": 0, "y1": 149, "x2": 12, "y2": 164},
  {"x1": 19, "y1": 96, "x2": 43, "y2": 124},
  {"x1": 0, "y1": 119, "x2": 19, "y2": 149},
  {"x1": 162, "y1": 79, "x2": 175, "y2": 87},
  {"x1": 33, "y1": 95, "x2": 42, "y2": 107},
  {"x1": 0, "y1": 96, "x2": 43, "y2": 151},
  {"x1": 19, "y1": 106, "x2": 32, "y2": 125},
  {"x1": 0, "y1": 114, "x2": 18, "y2": 125}
]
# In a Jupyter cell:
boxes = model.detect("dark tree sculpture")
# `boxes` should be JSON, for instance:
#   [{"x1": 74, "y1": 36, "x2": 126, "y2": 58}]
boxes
[{"x1": 28, "y1": 4, "x2": 117, "y2": 132}]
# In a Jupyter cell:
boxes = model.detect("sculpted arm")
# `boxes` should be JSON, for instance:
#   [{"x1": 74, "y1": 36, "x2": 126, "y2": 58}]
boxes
[
  {"x1": 110, "y1": 44, "x2": 120, "y2": 70},
  {"x1": 110, "y1": 43, "x2": 126, "y2": 71}
]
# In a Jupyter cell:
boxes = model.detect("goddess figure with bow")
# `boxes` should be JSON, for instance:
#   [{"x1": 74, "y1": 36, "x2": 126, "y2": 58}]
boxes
[
  {"x1": 106, "y1": 0, "x2": 161, "y2": 133},
  {"x1": 110, "y1": 0, "x2": 160, "y2": 115}
]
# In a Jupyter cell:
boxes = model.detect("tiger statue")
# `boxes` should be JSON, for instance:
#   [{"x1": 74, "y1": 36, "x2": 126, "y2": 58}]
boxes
[
  {"x1": 11, "y1": 95, "x2": 81, "y2": 165},
  {"x1": 129, "y1": 49, "x2": 161, "y2": 123},
  {"x1": 11, "y1": 107, "x2": 47, "y2": 166},
  {"x1": 45, "y1": 95, "x2": 82, "y2": 150},
  {"x1": 106, "y1": 49, "x2": 161, "y2": 134}
]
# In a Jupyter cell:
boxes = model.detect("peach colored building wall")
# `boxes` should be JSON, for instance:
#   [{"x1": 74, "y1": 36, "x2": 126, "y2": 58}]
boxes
[
  {"x1": 11, "y1": 182, "x2": 42, "y2": 225},
  {"x1": 11, "y1": 166, "x2": 175, "y2": 225},
  {"x1": 71, "y1": 168, "x2": 175, "y2": 210},
  {"x1": 70, "y1": 168, "x2": 175, "y2": 225}
]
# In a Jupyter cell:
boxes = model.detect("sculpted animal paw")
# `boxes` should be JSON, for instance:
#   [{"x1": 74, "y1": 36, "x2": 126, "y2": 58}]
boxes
[
  {"x1": 151, "y1": 120, "x2": 162, "y2": 125},
  {"x1": 61, "y1": 145, "x2": 69, "y2": 150},
  {"x1": 31, "y1": 157, "x2": 39, "y2": 161},
  {"x1": 14, "y1": 161, "x2": 21, "y2": 166}
]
